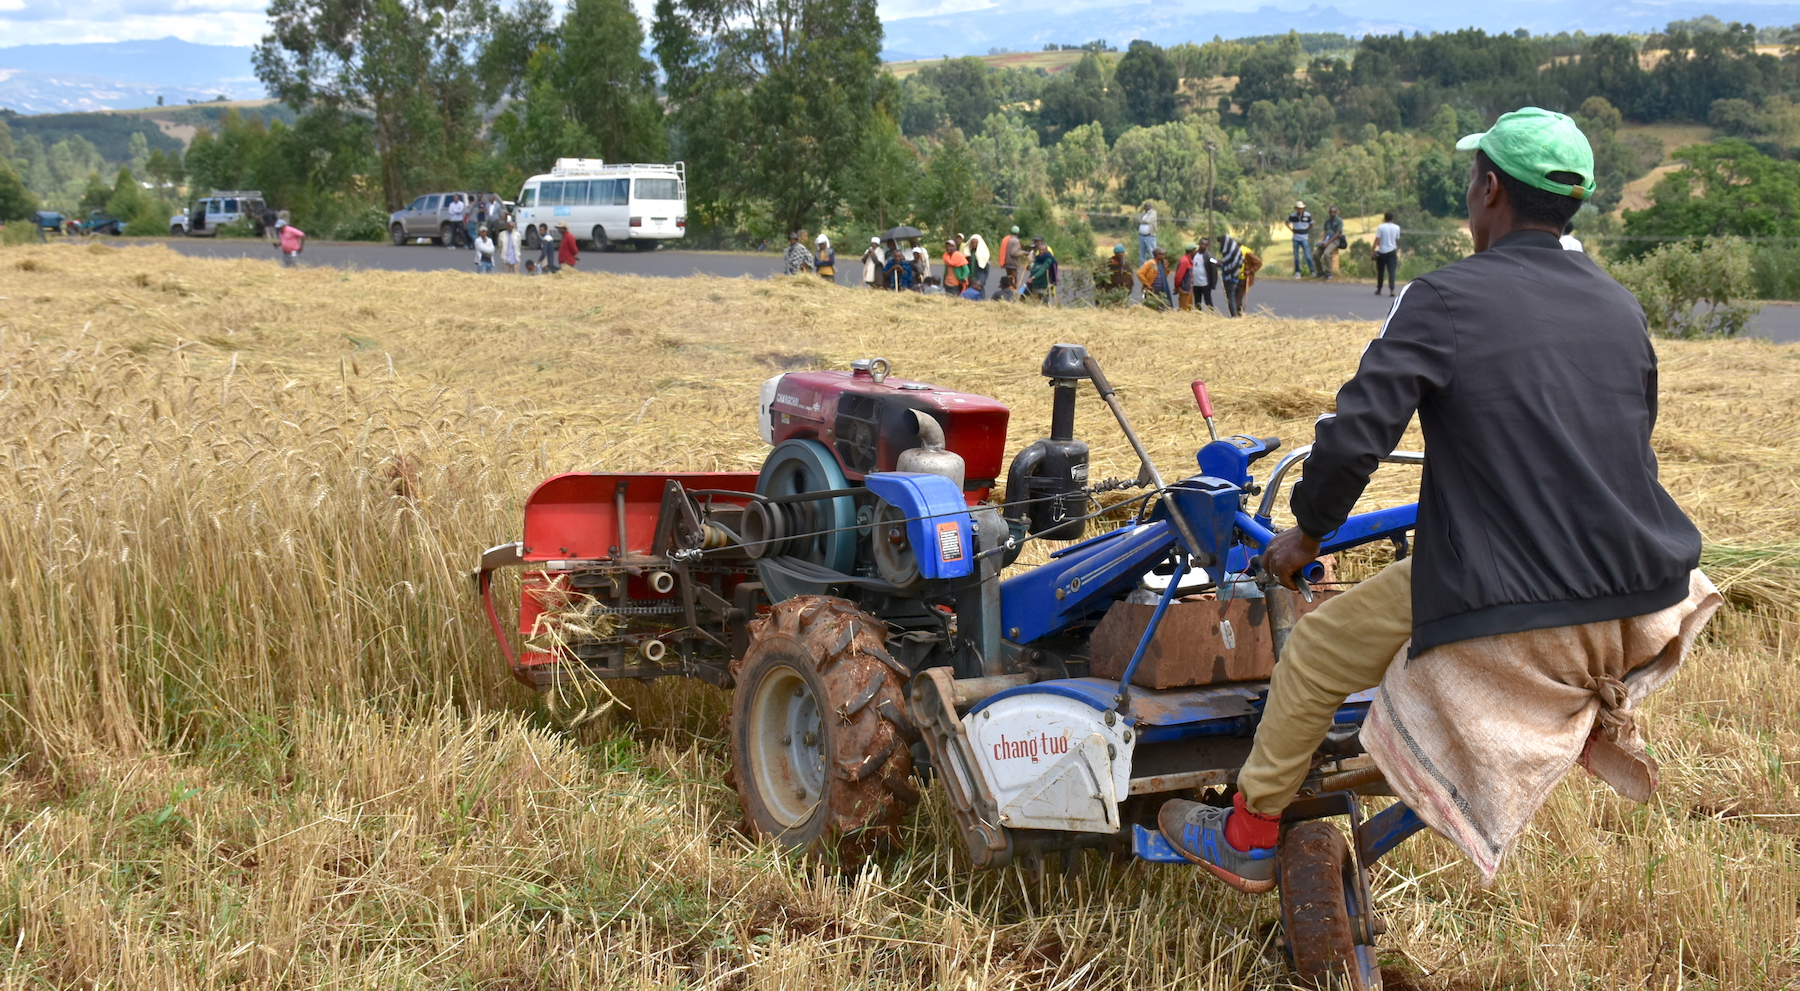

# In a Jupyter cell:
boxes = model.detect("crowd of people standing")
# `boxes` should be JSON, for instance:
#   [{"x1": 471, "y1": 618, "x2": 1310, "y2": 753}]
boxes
[
  {"x1": 426, "y1": 192, "x2": 1404, "y2": 302},
  {"x1": 1113, "y1": 226, "x2": 1264, "y2": 317},
  {"x1": 1118, "y1": 200, "x2": 1403, "y2": 313},
  {"x1": 784, "y1": 226, "x2": 1063, "y2": 302},
  {"x1": 434, "y1": 192, "x2": 582, "y2": 276},
  {"x1": 1283, "y1": 200, "x2": 1402, "y2": 296},
  {"x1": 777, "y1": 210, "x2": 1405, "y2": 316}
]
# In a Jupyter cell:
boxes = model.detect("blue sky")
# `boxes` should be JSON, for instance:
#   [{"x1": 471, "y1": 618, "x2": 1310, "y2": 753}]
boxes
[{"x1": 5, "y1": 0, "x2": 1800, "y2": 51}]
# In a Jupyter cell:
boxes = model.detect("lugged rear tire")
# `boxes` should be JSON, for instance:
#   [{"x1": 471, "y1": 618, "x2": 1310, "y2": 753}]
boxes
[
  {"x1": 730, "y1": 596, "x2": 917, "y2": 863},
  {"x1": 1280, "y1": 821, "x2": 1382, "y2": 990}
]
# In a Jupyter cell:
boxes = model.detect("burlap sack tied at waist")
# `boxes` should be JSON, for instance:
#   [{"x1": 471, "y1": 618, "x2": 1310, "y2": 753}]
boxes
[{"x1": 1361, "y1": 570, "x2": 1722, "y2": 882}]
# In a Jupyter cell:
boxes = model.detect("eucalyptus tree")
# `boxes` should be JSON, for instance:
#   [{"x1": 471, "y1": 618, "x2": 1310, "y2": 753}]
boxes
[
  {"x1": 654, "y1": 0, "x2": 885, "y2": 236},
  {"x1": 256, "y1": 0, "x2": 499, "y2": 209}
]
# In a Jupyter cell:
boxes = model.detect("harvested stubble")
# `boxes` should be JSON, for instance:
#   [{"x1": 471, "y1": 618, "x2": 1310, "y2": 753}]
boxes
[{"x1": 0, "y1": 241, "x2": 1796, "y2": 989}]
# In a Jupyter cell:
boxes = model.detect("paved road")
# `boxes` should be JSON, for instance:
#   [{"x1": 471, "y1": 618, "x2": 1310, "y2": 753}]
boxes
[
  {"x1": 117, "y1": 237, "x2": 1800, "y2": 344},
  {"x1": 119, "y1": 235, "x2": 779, "y2": 278}
]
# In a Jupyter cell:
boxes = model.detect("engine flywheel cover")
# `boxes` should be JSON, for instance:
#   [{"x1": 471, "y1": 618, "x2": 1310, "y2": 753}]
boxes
[{"x1": 755, "y1": 439, "x2": 859, "y2": 602}]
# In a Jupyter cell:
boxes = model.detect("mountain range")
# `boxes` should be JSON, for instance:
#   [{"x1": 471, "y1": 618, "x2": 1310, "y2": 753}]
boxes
[{"x1": 0, "y1": 38, "x2": 259, "y2": 114}]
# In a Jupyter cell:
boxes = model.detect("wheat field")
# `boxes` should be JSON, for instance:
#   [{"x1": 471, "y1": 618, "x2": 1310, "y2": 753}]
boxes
[{"x1": 0, "y1": 241, "x2": 1797, "y2": 989}]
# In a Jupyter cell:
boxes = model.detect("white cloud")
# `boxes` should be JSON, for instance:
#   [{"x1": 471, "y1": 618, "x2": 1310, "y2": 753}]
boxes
[
  {"x1": 878, "y1": 0, "x2": 1001, "y2": 21},
  {"x1": 0, "y1": 0, "x2": 267, "y2": 45}
]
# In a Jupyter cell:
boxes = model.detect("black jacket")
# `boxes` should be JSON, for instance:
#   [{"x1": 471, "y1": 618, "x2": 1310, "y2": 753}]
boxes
[{"x1": 1290, "y1": 229, "x2": 1701, "y2": 655}]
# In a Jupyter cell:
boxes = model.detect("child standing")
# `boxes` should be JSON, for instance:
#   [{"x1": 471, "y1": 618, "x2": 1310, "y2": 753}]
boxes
[{"x1": 276, "y1": 219, "x2": 306, "y2": 267}]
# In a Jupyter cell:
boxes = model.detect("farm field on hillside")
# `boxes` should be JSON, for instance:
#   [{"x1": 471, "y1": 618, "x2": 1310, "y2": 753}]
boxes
[
  {"x1": 1615, "y1": 123, "x2": 1716, "y2": 213},
  {"x1": 1, "y1": 242, "x2": 1797, "y2": 989},
  {"x1": 1616, "y1": 121, "x2": 1716, "y2": 157},
  {"x1": 885, "y1": 50, "x2": 1097, "y2": 77}
]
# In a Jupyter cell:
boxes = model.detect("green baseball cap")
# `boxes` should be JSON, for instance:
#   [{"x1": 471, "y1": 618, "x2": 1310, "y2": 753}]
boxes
[{"x1": 1456, "y1": 107, "x2": 1595, "y2": 200}]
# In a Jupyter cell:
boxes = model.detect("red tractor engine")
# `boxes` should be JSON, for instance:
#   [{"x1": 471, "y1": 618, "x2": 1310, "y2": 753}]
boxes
[{"x1": 758, "y1": 357, "x2": 1009, "y2": 502}]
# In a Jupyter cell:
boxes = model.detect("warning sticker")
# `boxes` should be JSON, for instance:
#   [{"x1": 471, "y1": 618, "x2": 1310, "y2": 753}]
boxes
[{"x1": 936, "y1": 522, "x2": 964, "y2": 562}]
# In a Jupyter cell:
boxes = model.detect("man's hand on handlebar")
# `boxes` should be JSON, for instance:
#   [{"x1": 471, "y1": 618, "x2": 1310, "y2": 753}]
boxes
[{"x1": 1263, "y1": 526, "x2": 1322, "y2": 592}]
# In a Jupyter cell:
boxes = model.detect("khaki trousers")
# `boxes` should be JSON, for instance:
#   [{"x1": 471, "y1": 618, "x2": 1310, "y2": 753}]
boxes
[{"x1": 1238, "y1": 557, "x2": 1414, "y2": 816}]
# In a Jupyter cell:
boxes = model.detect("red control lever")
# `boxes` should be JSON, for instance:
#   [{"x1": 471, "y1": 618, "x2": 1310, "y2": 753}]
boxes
[
  {"x1": 1192, "y1": 380, "x2": 1220, "y2": 442},
  {"x1": 1190, "y1": 380, "x2": 1214, "y2": 418}
]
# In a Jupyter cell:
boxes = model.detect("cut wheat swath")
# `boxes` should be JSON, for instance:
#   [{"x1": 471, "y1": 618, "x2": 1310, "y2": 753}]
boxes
[{"x1": 0, "y1": 240, "x2": 1794, "y2": 989}]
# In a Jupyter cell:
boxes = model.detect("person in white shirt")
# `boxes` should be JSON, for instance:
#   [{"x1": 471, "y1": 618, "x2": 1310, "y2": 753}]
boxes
[
  {"x1": 1373, "y1": 212, "x2": 1401, "y2": 296},
  {"x1": 1137, "y1": 203, "x2": 1158, "y2": 267},
  {"x1": 474, "y1": 229, "x2": 495, "y2": 273},
  {"x1": 1286, "y1": 200, "x2": 1315, "y2": 277},
  {"x1": 1195, "y1": 237, "x2": 1221, "y2": 312},
  {"x1": 1559, "y1": 221, "x2": 1585, "y2": 252},
  {"x1": 861, "y1": 237, "x2": 884, "y2": 288},
  {"x1": 964, "y1": 233, "x2": 991, "y2": 297},
  {"x1": 912, "y1": 243, "x2": 931, "y2": 281},
  {"x1": 497, "y1": 219, "x2": 520, "y2": 273}
]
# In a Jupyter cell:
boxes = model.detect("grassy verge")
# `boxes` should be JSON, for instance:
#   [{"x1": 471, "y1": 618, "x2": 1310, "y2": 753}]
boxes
[{"x1": 0, "y1": 241, "x2": 1796, "y2": 988}]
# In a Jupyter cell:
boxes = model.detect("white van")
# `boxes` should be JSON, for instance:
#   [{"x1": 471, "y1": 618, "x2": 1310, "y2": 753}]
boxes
[
  {"x1": 514, "y1": 159, "x2": 687, "y2": 250},
  {"x1": 170, "y1": 190, "x2": 267, "y2": 236}
]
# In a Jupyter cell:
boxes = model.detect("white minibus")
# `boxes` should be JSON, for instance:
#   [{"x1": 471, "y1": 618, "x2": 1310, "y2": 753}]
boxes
[{"x1": 514, "y1": 158, "x2": 687, "y2": 250}]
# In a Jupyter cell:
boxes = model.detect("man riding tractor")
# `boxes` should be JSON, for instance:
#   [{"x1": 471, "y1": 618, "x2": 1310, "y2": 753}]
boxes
[{"x1": 1159, "y1": 107, "x2": 1721, "y2": 890}]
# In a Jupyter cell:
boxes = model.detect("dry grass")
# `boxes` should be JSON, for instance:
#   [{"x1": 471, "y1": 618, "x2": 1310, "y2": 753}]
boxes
[{"x1": 0, "y1": 241, "x2": 1797, "y2": 989}]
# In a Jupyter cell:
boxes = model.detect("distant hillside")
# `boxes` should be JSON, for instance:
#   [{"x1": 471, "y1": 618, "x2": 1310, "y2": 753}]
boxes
[
  {"x1": 877, "y1": 0, "x2": 1800, "y2": 61},
  {"x1": 2, "y1": 102, "x2": 294, "y2": 159},
  {"x1": 107, "y1": 100, "x2": 292, "y2": 123},
  {"x1": 0, "y1": 38, "x2": 261, "y2": 114},
  {"x1": 0, "y1": 108, "x2": 182, "y2": 160},
  {"x1": 883, "y1": 34, "x2": 1357, "y2": 76},
  {"x1": 886, "y1": 50, "x2": 1097, "y2": 78}
]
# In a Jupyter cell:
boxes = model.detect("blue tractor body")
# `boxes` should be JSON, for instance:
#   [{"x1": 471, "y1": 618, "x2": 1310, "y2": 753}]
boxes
[{"x1": 477, "y1": 343, "x2": 1431, "y2": 990}]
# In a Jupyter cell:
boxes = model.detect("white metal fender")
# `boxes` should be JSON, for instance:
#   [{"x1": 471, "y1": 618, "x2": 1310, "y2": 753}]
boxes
[{"x1": 965, "y1": 694, "x2": 1133, "y2": 833}]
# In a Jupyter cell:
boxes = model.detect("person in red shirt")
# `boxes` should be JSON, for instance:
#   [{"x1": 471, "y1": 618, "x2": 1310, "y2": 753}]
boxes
[
  {"x1": 276, "y1": 219, "x2": 306, "y2": 267},
  {"x1": 998, "y1": 226, "x2": 1024, "y2": 296},
  {"x1": 556, "y1": 222, "x2": 579, "y2": 270},
  {"x1": 1172, "y1": 243, "x2": 1198, "y2": 310}
]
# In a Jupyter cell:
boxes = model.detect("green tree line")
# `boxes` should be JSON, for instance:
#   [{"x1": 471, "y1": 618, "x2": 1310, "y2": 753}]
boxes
[{"x1": 11, "y1": 9, "x2": 1800, "y2": 277}]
